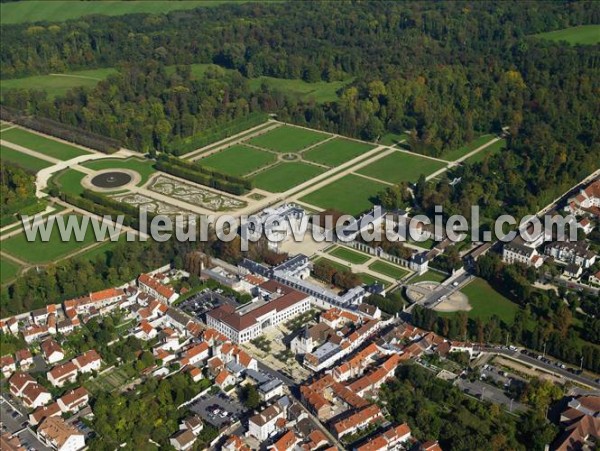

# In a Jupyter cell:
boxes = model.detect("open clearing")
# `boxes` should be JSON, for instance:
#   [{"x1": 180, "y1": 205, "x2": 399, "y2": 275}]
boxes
[
  {"x1": 197, "y1": 145, "x2": 276, "y2": 176},
  {"x1": 441, "y1": 134, "x2": 495, "y2": 161},
  {"x1": 1, "y1": 145, "x2": 53, "y2": 172},
  {"x1": 2, "y1": 214, "x2": 102, "y2": 264},
  {"x1": 368, "y1": 260, "x2": 410, "y2": 279},
  {"x1": 300, "y1": 174, "x2": 388, "y2": 216},
  {"x1": 1, "y1": 128, "x2": 89, "y2": 160},
  {"x1": 328, "y1": 246, "x2": 371, "y2": 264},
  {"x1": 81, "y1": 158, "x2": 156, "y2": 185},
  {"x1": 303, "y1": 138, "x2": 375, "y2": 167},
  {"x1": 534, "y1": 25, "x2": 600, "y2": 45},
  {"x1": 252, "y1": 162, "x2": 325, "y2": 192},
  {"x1": 248, "y1": 76, "x2": 351, "y2": 103},
  {"x1": 1, "y1": 68, "x2": 118, "y2": 98},
  {"x1": 466, "y1": 138, "x2": 507, "y2": 164},
  {"x1": 1, "y1": 257, "x2": 21, "y2": 284},
  {"x1": 357, "y1": 151, "x2": 446, "y2": 184},
  {"x1": 248, "y1": 125, "x2": 329, "y2": 153}
]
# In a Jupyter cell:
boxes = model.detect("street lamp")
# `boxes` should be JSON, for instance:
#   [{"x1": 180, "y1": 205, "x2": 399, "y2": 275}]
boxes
[
  {"x1": 580, "y1": 355, "x2": 584, "y2": 371},
  {"x1": 542, "y1": 342, "x2": 547, "y2": 358}
]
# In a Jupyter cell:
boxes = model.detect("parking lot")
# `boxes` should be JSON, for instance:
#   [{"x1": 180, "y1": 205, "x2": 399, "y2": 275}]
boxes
[
  {"x1": 189, "y1": 392, "x2": 245, "y2": 428},
  {"x1": 179, "y1": 290, "x2": 238, "y2": 322},
  {"x1": 1, "y1": 395, "x2": 52, "y2": 451}
]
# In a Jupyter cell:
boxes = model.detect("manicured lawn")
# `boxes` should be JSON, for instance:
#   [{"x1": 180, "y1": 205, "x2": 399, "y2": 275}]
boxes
[
  {"x1": 252, "y1": 162, "x2": 325, "y2": 192},
  {"x1": 300, "y1": 174, "x2": 388, "y2": 216},
  {"x1": 328, "y1": 246, "x2": 371, "y2": 264},
  {"x1": 314, "y1": 257, "x2": 385, "y2": 286},
  {"x1": 0, "y1": 258, "x2": 21, "y2": 284},
  {"x1": 357, "y1": 151, "x2": 446, "y2": 184},
  {"x1": 466, "y1": 139, "x2": 507, "y2": 164},
  {"x1": 248, "y1": 77, "x2": 352, "y2": 103},
  {"x1": 1, "y1": 68, "x2": 117, "y2": 98},
  {"x1": 1, "y1": 128, "x2": 89, "y2": 160},
  {"x1": 1, "y1": 145, "x2": 53, "y2": 172},
  {"x1": 314, "y1": 257, "x2": 350, "y2": 273},
  {"x1": 53, "y1": 169, "x2": 87, "y2": 196},
  {"x1": 0, "y1": 1, "x2": 252, "y2": 24},
  {"x1": 357, "y1": 273, "x2": 390, "y2": 287},
  {"x1": 303, "y1": 138, "x2": 375, "y2": 167},
  {"x1": 77, "y1": 233, "x2": 127, "y2": 263},
  {"x1": 2, "y1": 214, "x2": 101, "y2": 264},
  {"x1": 247, "y1": 125, "x2": 330, "y2": 153},
  {"x1": 410, "y1": 271, "x2": 448, "y2": 284},
  {"x1": 459, "y1": 278, "x2": 519, "y2": 323},
  {"x1": 81, "y1": 158, "x2": 156, "y2": 185},
  {"x1": 380, "y1": 132, "x2": 409, "y2": 146},
  {"x1": 368, "y1": 260, "x2": 410, "y2": 279},
  {"x1": 534, "y1": 25, "x2": 600, "y2": 45},
  {"x1": 441, "y1": 134, "x2": 496, "y2": 161},
  {"x1": 198, "y1": 145, "x2": 276, "y2": 176},
  {"x1": 1, "y1": 123, "x2": 13, "y2": 131}
]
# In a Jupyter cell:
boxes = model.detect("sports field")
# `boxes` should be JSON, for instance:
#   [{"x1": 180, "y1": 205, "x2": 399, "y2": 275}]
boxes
[
  {"x1": 300, "y1": 174, "x2": 388, "y2": 216},
  {"x1": 328, "y1": 246, "x2": 371, "y2": 264},
  {"x1": 1, "y1": 128, "x2": 89, "y2": 160},
  {"x1": 2, "y1": 214, "x2": 100, "y2": 264},
  {"x1": 198, "y1": 145, "x2": 276, "y2": 176},
  {"x1": 357, "y1": 151, "x2": 446, "y2": 184},
  {"x1": 53, "y1": 169, "x2": 87, "y2": 197},
  {"x1": 252, "y1": 162, "x2": 325, "y2": 192},
  {"x1": 81, "y1": 157, "x2": 156, "y2": 184},
  {"x1": 0, "y1": 258, "x2": 21, "y2": 284},
  {"x1": 466, "y1": 138, "x2": 507, "y2": 164},
  {"x1": 248, "y1": 76, "x2": 352, "y2": 103},
  {"x1": 248, "y1": 125, "x2": 329, "y2": 153},
  {"x1": 534, "y1": 25, "x2": 600, "y2": 45},
  {"x1": 1, "y1": 145, "x2": 53, "y2": 172},
  {"x1": 368, "y1": 260, "x2": 410, "y2": 279},
  {"x1": 303, "y1": 138, "x2": 375, "y2": 167},
  {"x1": 441, "y1": 134, "x2": 496, "y2": 161},
  {"x1": 1, "y1": 68, "x2": 117, "y2": 98}
]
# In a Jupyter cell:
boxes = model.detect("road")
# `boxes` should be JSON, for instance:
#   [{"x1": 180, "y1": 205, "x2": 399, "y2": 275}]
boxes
[{"x1": 1, "y1": 394, "x2": 52, "y2": 451}]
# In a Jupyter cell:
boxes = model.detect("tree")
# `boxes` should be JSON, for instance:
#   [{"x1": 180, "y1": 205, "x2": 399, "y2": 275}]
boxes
[{"x1": 240, "y1": 384, "x2": 260, "y2": 410}]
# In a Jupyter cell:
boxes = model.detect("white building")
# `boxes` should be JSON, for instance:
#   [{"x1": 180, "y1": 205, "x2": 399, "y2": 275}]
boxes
[
  {"x1": 248, "y1": 403, "x2": 286, "y2": 441},
  {"x1": 545, "y1": 241, "x2": 596, "y2": 268},
  {"x1": 244, "y1": 203, "x2": 305, "y2": 251},
  {"x1": 38, "y1": 416, "x2": 85, "y2": 451}
]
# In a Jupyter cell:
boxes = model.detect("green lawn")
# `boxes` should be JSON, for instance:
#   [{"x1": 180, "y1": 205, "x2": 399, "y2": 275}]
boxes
[
  {"x1": 248, "y1": 76, "x2": 351, "y2": 103},
  {"x1": 1, "y1": 128, "x2": 89, "y2": 160},
  {"x1": 380, "y1": 132, "x2": 409, "y2": 146},
  {"x1": 409, "y1": 271, "x2": 448, "y2": 284},
  {"x1": 300, "y1": 174, "x2": 388, "y2": 216},
  {"x1": 357, "y1": 151, "x2": 446, "y2": 184},
  {"x1": 81, "y1": 158, "x2": 156, "y2": 185},
  {"x1": 1, "y1": 145, "x2": 53, "y2": 172},
  {"x1": 328, "y1": 246, "x2": 371, "y2": 264},
  {"x1": 247, "y1": 125, "x2": 330, "y2": 153},
  {"x1": 0, "y1": 1, "x2": 263, "y2": 24},
  {"x1": 2, "y1": 214, "x2": 102, "y2": 264},
  {"x1": 356, "y1": 272, "x2": 389, "y2": 287},
  {"x1": 1, "y1": 68, "x2": 117, "y2": 98},
  {"x1": 52, "y1": 169, "x2": 87, "y2": 197},
  {"x1": 466, "y1": 138, "x2": 507, "y2": 164},
  {"x1": 534, "y1": 25, "x2": 600, "y2": 45},
  {"x1": 0, "y1": 258, "x2": 21, "y2": 284},
  {"x1": 440, "y1": 134, "x2": 496, "y2": 161},
  {"x1": 77, "y1": 233, "x2": 127, "y2": 263},
  {"x1": 198, "y1": 145, "x2": 276, "y2": 176},
  {"x1": 313, "y1": 257, "x2": 386, "y2": 286},
  {"x1": 458, "y1": 278, "x2": 519, "y2": 323},
  {"x1": 252, "y1": 162, "x2": 325, "y2": 192},
  {"x1": 368, "y1": 260, "x2": 410, "y2": 279},
  {"x1": 303, "y1": 138, "x2": 375, "y2": 167}
]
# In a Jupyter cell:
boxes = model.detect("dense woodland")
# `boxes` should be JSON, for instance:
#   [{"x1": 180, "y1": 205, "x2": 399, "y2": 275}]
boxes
[{"x1": 0, "y1": 163, "x2": 36, "y2": 216}]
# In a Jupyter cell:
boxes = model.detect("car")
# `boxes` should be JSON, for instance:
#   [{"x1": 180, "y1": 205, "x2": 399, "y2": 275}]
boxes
[
  {"x1": 11, "y1": 411, "x2": 19, "y2": 418},
  {"x1": 21, "y1": 421, "x2": 28, "y2": 428},
  {"x1": 452, "y1": 281, "x2": 459, "y2": 287}
]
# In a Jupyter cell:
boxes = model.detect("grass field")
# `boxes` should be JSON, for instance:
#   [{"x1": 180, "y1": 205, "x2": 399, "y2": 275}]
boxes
[
  {"x1": 441, "y1": 134, "x2": 496, "y2": 161},
  {"x1": 0, "y1": 258, "x2": 21, "y2": 284},
  {"x1": 300, "y1": 174, "x2": 388, "y2": 216},
  {"x1": 466, "y1": 138, "x2": 507, "y2": 164},
  {"x1": 380, "y1": 132, "x2": 409, "y2": 146},
  {"x1": 198, "y1": 145, "x2": 276, "y2": 176},
  {"x1": 357, "y1": 273, "x2": 389, "y2": 287},
  {"x1": 248, "y1": 125, "x2": 330, "y2": 153},
  {"x1": 534, "y1": 25, "x2": 600, "y2": 45},
  {"x1": 313, "y1": 257, "x2": 385, "y2": 287},
  {"x1": 328, "y1": 246, "x2": 371, "y2": 264},
  {"x1": 357, "y1": 151, "x2": 446, "y2": 184},
  {"x1": 2, "y1": 214, "x2": 100, "y2": 264},
  {"x1": 452, "y1": 278, "x2": 519, "y2": 323},
  {"x1": 1, "y1": 145, "x2": 53, "y2": 172},
  {"x1": 410, "y1": 271, "x2": 448, "y2": 284},
  {"x1": 81, "y1": 158, "x2": 156, "y2": 185},
  {"x1": 77, "y1": 233, "x2": 126, "y2": 263},
  {"x1": 1, "y1": 68, "x2": 117, "y2": 98},
  {"x1": 1, "y1": 128, "x2": 89, "y2": 160},
  {"x1": 303, "y1": 138, "x2": 375, "y2": 167},
  {"x1": 252, "y1": 162, "x2": 325, "y2": 192},
  {"x1": 368, "y1": 260, "x2": 410, "y2": 279},
  {"x1": 248, "y1": 76, "x2": 351, "y2": 103},
  {"x1": 53, "y1": 169, "x2": 87, "y2": 196},
  {"x1": 0, "y1": 1, "x2": 261, "y2": 24}
]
